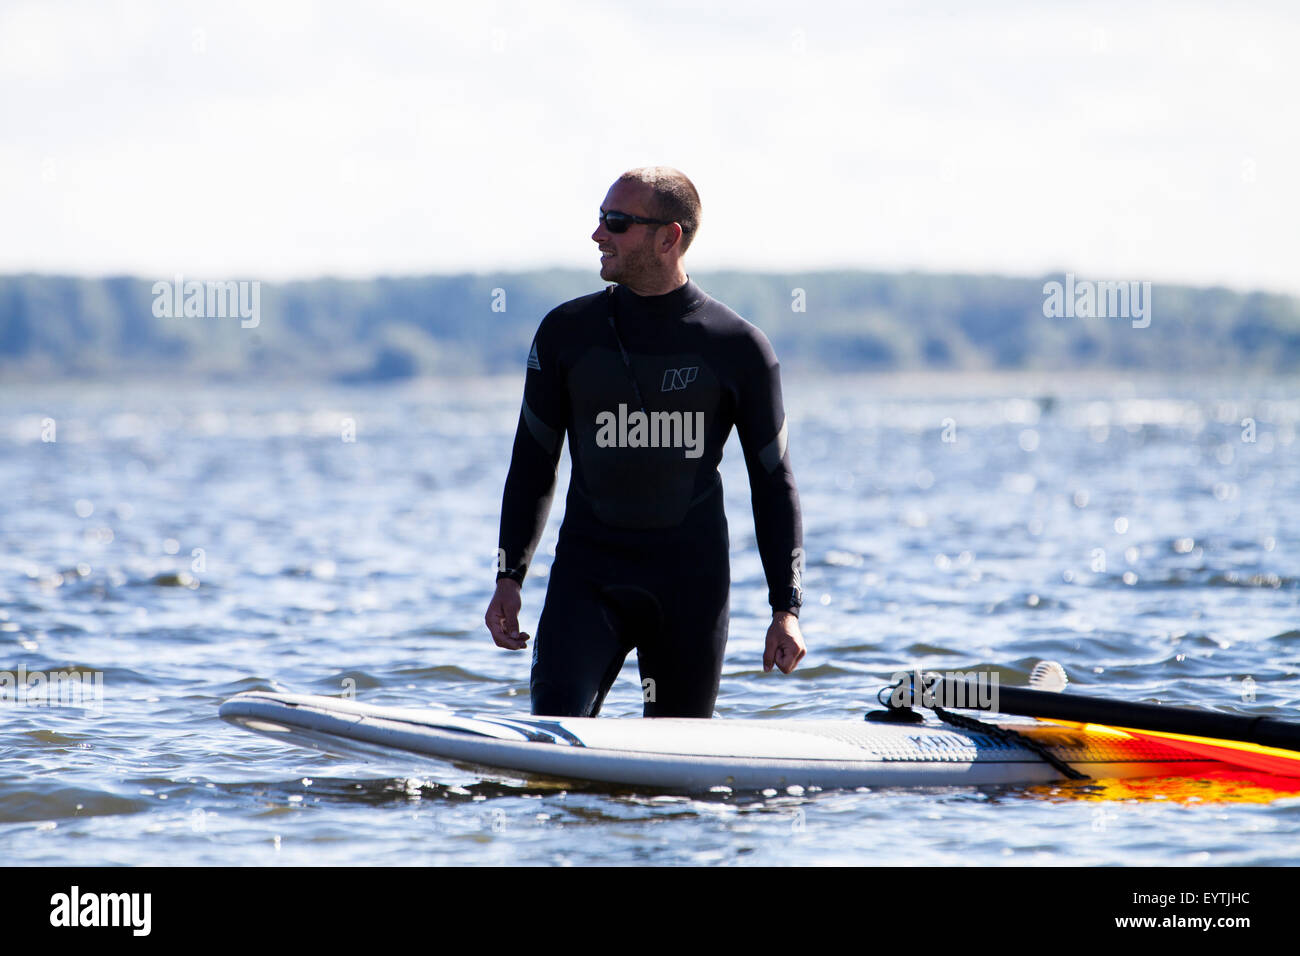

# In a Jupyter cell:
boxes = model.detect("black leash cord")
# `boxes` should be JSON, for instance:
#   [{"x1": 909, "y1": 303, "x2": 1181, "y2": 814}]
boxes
[
  {"x1": 931, "y1": 705, "x2": 1090, "y2": 781},
  {"x1": 606, "y1": 286, "x2": 648, "y2": 416},
  {"x1": 874, "y1": 675, "x2": 1089, "y2": 781}
]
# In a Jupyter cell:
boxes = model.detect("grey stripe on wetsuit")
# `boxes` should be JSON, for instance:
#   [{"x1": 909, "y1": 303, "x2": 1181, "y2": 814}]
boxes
[{"x1": 522, "y1": 400, "x2": 561, "y2": 457}]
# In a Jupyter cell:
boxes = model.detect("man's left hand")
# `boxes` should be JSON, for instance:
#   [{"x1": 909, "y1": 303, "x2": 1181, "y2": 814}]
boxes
[{"x1": 763, "y1": 611, "x2": 806, "y2": 674}]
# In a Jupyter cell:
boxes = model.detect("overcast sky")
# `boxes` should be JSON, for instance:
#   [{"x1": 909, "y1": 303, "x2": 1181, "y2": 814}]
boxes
[{"x1": 3, "y1": 0, "x2": 1297, "y2": 294}]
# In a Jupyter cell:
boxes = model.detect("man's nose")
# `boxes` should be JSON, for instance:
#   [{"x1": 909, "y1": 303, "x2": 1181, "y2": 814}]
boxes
[{"x1": 592, "y1": 223, "x2": 608, "y2": 242}]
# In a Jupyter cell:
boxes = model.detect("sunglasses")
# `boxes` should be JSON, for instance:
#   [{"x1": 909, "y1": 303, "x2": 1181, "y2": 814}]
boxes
[{"x1": 598, "y1": 209, "x2": 674, "y2": 233}]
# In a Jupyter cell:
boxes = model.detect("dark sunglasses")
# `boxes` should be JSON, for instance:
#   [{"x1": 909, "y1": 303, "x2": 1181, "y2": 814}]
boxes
[{"x1": 599, "y1": 209, "x2": 674, "y2": 233}]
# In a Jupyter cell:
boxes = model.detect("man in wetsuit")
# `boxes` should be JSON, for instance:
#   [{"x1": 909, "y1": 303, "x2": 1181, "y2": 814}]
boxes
[{"x1": 484, "y1": 167, "x2": 805, "y2": 718}]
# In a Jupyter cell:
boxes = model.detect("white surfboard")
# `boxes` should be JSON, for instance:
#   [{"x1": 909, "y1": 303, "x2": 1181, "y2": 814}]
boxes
[{"x1": 219, "y1": 691, "x2": 1226, "y2": 790}]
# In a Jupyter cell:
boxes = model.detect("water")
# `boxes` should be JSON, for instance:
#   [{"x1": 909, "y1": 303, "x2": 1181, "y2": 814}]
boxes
[{"x1": 3, "y1": 372, "x2": 1299, "y2": 865}]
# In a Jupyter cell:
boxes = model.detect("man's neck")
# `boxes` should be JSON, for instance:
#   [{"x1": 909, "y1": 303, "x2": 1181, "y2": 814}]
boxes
[{"x1": 622, "y1": 270, "x2": 689, "y2": 297}]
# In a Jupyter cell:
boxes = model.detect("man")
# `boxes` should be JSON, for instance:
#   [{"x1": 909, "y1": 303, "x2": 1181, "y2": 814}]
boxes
[{"x1": 484, "y1": 167, "x2": 805, "y2": 718}]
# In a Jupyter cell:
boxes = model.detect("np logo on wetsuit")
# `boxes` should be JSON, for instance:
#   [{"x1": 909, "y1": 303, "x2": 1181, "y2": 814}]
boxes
[
  {"x1": 661, "y1": 366, "x2": 699, "y2": 391},
  {"x1": 594, "y1": 403, "x2": 706, "y2": 459}
]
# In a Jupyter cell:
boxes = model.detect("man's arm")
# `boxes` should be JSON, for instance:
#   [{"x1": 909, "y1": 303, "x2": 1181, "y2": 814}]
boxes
[
  {"x1": 486, "y1": 314, "x2": 567, "y2": 650},
  {"x1": 733, "y1": 326, "x2": 806, "y2": 673}
]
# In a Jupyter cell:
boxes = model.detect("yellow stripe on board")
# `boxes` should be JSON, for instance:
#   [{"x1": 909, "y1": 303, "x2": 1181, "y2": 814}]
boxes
[{"x1": 1040, "y1": 719, "x2": 1300, "y2": 777}]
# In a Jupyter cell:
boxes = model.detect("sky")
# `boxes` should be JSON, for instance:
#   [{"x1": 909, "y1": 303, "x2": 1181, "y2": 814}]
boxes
[{"x1": 3, "y1": 0, "x2": 1298, "y2": 294}]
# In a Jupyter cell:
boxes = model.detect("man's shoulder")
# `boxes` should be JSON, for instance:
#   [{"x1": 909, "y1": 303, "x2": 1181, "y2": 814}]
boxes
[
  {"x1": 546, "y1": 288, "x2": 609, "y2": 320},
  {"x1": 695, "y1": 289, "x2": 775, "y2": 353},
  {"x1": 532, "y1": 288, "x2": 607, "y2": 343},
  {"x1": 698, "y1": 292, "x2": 749, "y2": 330}
]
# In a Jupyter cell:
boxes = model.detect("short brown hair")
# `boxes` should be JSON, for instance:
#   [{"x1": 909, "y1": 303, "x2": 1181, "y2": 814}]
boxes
[{"x1": 617, "y1": 167, "x2": 702, "y2": 252}]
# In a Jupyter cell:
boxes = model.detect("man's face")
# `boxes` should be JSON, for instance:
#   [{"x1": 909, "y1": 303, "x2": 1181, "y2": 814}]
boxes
[{"x1": 591, "y1": 180, "x2": 663, "y2": 285}]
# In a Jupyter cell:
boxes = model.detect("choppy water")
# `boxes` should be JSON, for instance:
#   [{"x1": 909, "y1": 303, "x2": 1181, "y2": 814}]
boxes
[{"x1": 3, "y1": 372, "x2": 1299, "y2": 865}]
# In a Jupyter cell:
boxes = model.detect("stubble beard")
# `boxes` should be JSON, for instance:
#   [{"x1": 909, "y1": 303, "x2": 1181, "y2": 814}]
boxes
[{"x1": 602, "y1": 234, "x2": 660, "y2": 289}]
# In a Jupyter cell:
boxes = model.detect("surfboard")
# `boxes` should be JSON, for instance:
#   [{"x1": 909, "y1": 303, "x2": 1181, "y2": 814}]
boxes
[{"x1": 219, "y1": 691, "x2": 1226, "y2": 791}]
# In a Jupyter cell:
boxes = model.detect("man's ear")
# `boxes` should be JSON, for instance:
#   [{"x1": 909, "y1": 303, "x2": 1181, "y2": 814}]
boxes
[{"x1": 659, "y1": 222, "x2": 684, "y2": 254}]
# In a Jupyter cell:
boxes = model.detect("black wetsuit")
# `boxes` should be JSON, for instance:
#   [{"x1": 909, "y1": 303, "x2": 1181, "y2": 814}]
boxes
[{"x1": 496, "y1": 278, "x2": 802, "y2": 718}]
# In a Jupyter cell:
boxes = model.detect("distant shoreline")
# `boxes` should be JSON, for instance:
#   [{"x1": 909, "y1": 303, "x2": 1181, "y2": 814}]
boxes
[{"x1": 2, "y1": 270, "x2": 1297, "y2": 382}]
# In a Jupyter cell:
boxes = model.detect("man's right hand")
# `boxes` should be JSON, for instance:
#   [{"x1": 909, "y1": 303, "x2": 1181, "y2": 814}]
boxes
[{"x1": 485, "y1": 579, "x2": 530, "y2": 650}]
